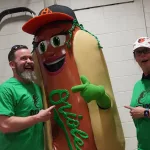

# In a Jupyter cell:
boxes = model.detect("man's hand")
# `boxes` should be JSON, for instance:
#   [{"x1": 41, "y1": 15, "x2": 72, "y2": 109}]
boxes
[
  {"x1": 124, "y1": 106, "x2": 145, "y2": 119},
  {"x1": 35, "y1": 105, "x2": 55, "y2": 122},
  {"x1": 0, "y1": 105, "x2": 55, "y2": 133}
]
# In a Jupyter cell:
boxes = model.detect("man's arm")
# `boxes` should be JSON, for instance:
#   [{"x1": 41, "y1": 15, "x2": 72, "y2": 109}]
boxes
[
  {"x1": 124, "y1": 106, "x2": 146, "y2": 118},
  {"x1": 0, "y1": 106, "x2": 55, "y2": 133}
]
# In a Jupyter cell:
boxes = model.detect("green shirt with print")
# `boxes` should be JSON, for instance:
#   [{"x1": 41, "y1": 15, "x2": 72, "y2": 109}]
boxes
[
  {"x1": 130, "y1": 79, "x2": 150, "y2": 150},
  {"x1": 0, "y1": 77, "x2": 44, "y2": 150}
]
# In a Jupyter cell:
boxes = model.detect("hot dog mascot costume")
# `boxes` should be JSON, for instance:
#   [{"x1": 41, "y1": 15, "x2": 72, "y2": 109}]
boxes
[{"x1": 22, "y1": 4, "x2": 125, "y2": 150}]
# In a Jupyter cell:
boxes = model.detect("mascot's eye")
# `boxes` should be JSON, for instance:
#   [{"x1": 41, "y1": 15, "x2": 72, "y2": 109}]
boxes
[
  {"x1": 37, "y1": 41, "x2": 47, "y2": 54},
  {"x1": 50, "y1": 35, "x2": 66, "y2": 48}
]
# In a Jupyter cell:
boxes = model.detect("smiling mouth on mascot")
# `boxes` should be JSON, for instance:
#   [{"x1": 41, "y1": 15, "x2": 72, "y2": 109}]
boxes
[
  {"x1": 43, "y1": 54, "x2": 66, "y2": 73},
  {"x1": 22, "y1": 4, "x2": 125, "y2": 150}
]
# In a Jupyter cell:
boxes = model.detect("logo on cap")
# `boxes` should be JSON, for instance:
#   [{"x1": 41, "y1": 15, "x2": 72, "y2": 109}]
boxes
[
  {"x1": 40, "y1": 8, "x2": 52, "y2": 15},
  {"x1": 138, "y1": 38, "x2": 145, "y2": 43}
]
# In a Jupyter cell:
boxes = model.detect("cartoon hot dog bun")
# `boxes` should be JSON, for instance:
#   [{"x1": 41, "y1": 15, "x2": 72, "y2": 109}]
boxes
[{"x1": 22, "y1": 5, "x2": 125, "y2": 150}]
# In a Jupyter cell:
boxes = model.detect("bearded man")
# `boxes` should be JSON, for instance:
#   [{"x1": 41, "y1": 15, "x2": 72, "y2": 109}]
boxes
[{"x1": 0, "y1": 45, "x2": 55, "y2": 150}]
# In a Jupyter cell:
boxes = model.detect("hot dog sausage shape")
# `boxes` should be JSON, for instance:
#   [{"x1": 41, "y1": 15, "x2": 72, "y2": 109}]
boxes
[{"x1": 22, "y1": 5, "x2": 125, "y2": 150}]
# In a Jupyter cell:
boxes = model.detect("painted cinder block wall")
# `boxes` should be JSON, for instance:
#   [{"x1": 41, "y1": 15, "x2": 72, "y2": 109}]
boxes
[{"x1": 0, "y1": 0, "x2": 149, "y2": 149}]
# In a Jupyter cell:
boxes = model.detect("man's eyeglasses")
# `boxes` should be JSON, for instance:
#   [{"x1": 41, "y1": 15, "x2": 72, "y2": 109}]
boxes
[
  {"x1": 11, "y1": 45, "x2": 28, "y2": 51},
  {"x1": 133, "y1": 48, "x2": 150, "y2": 57}
]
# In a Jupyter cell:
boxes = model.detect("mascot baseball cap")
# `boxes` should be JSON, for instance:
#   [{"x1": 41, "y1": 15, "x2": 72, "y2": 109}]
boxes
[
  {"x1": 22, "y1": 5, "x2": 76, "y2": 35},
  {"x1": 133, "y1": 37, "x2": 150, "y2": 51}
]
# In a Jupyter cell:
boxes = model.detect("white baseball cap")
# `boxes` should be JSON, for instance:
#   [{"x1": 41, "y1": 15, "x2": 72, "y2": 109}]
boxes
[{"x1": 133, "y1": 37, "x2": 150, "y2": 51}]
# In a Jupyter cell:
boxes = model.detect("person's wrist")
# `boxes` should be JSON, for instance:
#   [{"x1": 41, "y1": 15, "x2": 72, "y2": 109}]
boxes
[{"x1": 33, "y1": 114, "x2": 41, "y2": 123}]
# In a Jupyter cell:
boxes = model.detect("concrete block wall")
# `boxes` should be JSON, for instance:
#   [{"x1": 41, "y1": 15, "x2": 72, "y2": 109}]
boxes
[
  {"x1": 0, "y1": 0, "x2": 149, "y2": 150},
  {"x1": 144, "y1": 0, "x2": 150, "y2": 35}
]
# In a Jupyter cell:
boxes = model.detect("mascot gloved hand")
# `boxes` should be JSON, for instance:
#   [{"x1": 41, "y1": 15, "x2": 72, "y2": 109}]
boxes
[{"x1": 71, "y1": 76, "x2": 111, "y2": 109}]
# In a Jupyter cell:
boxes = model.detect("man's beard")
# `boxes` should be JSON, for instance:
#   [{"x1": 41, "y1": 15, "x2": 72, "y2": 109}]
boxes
[
  {"x1": 16, "y1": 67, "x2": 37, "y2": 82},
  {"x1": 20, "y1": 71, "x2": 37, "y2": 82},
  {"x1": 15, "y1": 62, "x2": 36, "y2": 82}
]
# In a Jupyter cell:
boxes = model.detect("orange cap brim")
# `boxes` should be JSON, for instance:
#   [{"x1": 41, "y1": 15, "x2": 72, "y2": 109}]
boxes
[{"x1": 22, "y1": 13, "x2": 74, "y2": 35}]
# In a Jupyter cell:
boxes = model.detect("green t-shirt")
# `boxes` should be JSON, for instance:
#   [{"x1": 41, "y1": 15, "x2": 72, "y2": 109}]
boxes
[
  {"x1": 130, "y1": 79, "x2": 150, "y2": 150},
  {"x1": 0, "y1": 77, "x2": 44, "y2": 150}
]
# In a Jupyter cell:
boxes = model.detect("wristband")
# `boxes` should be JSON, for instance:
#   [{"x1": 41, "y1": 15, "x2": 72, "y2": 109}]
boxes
[{"x1": 144, "y1": 108, "x2": 149, "y2": 117}]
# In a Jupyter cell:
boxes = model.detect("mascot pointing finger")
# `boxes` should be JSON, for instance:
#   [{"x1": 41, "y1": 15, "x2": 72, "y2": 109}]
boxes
[{"x1": 22, "y1": 5, "x2": 125, "y2": 150}]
